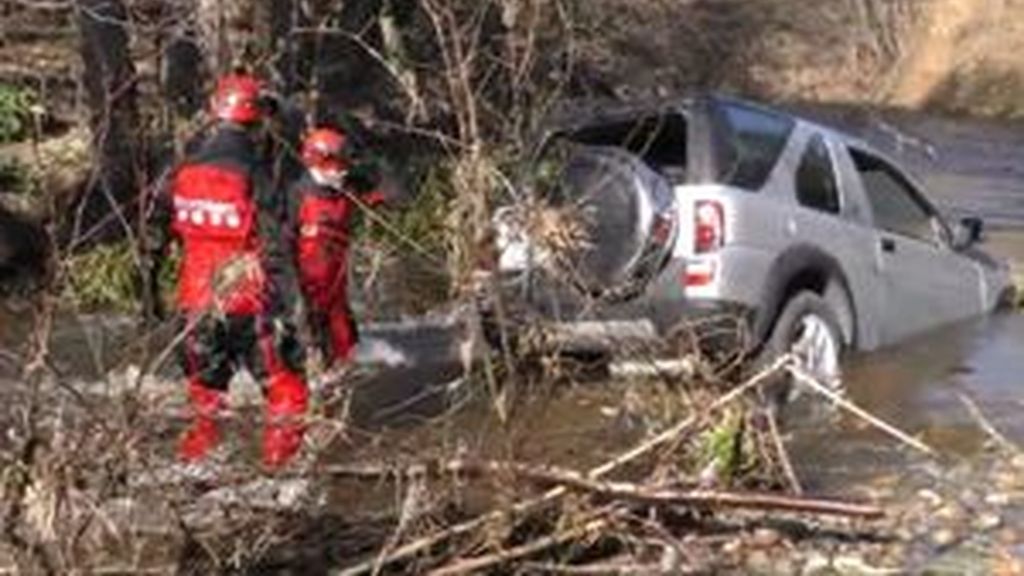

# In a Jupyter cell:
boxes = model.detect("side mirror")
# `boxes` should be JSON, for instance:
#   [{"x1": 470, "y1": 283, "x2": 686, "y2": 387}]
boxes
[{"x1": 954, "y1": 216, "x2": 984, "y2": 249}]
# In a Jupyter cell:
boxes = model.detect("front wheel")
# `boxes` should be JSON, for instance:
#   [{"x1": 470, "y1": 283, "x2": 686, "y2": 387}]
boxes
[{"x1": 760, "y1": 292, "x2": 844, "y2": 418}]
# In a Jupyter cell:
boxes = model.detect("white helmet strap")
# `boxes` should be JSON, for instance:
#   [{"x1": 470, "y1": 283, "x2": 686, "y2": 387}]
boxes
[{"x1": 310, "y1": 167, "x2": 346, "y2": 190}]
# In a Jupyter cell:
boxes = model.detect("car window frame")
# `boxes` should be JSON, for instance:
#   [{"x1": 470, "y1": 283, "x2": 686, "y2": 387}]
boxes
[
  {"x1": 794, "y1": 132, "x2": 843, "y2": 215},
  {"x1": 531, "y1": 106, "x2": 695, "y2": 185},
  {"x1": 848, "y1": 146, "x2": 953, "y2": 247}
]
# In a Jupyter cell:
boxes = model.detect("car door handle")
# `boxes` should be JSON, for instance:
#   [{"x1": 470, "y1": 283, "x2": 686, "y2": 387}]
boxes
[{"x1": 881, "y1": 237, "x2": 896, "y2": 253}]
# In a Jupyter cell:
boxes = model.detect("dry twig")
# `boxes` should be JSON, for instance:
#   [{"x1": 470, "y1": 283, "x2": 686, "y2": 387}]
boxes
[
  {"x1": 958, "y1": 392, "x2": 1021, "y2": 455},
  {"x1": 428, "y1": 508, "x2": 618, "y2": 576},
  {"x1": 766, "y1": 408, "x2": 803, "y2": 494},
  {"x1": 324, "y1": 458, "x2": 883, "y2": 518}
]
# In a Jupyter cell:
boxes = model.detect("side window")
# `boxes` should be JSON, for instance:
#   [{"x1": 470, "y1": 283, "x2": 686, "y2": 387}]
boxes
[
  {"x1": 849, "y1": 149, "x2": 936, "y2": 243},
  {"x1": 716, "y1": 103, "x2": 794, "y2": 191},
  {"x1": 796, "y1": 135, "x2": 840, "y2": 214}
]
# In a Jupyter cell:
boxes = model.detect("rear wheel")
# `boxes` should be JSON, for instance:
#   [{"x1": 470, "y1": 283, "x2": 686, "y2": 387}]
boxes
[{"x1": 760, "y1": 292, "x2": 844, "y2": 419}]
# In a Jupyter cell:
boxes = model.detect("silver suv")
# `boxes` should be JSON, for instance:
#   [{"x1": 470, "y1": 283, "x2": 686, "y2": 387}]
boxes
[{"x1": 489, "y1": 94, "x2": 1013, "y2": 379}]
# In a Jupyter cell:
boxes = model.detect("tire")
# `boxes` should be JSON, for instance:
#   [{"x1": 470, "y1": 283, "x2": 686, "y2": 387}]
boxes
[
  {"x1": 540, "y1": 145, "x2": 677, "y2": 299},
  {"x1": 759, "y1": 291, "x2": 844, "y2": 420},
  {"x1": 995, "y1": 287, "x2": 1018, "y2": 312}
]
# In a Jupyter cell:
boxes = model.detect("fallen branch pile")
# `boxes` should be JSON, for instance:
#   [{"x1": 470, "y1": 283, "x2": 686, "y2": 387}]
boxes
[
  {"x1": 325, "y1": 355, "x2": 904, "y2": 575},
  {"x1": 325, "y1": 458, "x2": 882, "y2": 519}
]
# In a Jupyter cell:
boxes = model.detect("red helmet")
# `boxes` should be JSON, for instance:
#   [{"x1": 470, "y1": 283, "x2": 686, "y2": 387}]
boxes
[
  {"x1": 301, "y1": 128, "x2": 350, "y2": 172},
  {"x1": 211, "y1": 74, "x2": 263, "y2": 124}
]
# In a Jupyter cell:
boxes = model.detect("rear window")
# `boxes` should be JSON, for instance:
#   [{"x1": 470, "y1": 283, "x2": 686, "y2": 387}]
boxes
[
  {"x1": 715, "y1": 102, "x2": 794, "y2": 190},
  {"x1": 796, "y1": 134, "x2": 841, "y2": 214},
  {"x1": 567, "y1": 113, "x2": 688, "y2": 183}
]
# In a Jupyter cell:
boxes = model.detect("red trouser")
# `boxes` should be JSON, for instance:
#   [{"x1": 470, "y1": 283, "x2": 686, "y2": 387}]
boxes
[
  {"x1": 178, "y1": 313, "x2": 308, "y2": 468},
  {"x1": 301, "y1": 259, "x2": 357, "y2": 366},
  {"x1": 305, "y1": 294, "x2": 358, "y2": 365}
]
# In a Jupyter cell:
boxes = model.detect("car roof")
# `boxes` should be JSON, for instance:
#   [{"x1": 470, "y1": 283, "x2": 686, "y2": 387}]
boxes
[
  {"x1": 538, "y1": 92, "x2": 921, "y2": 178},
  {"x1": 707, "y1": 93, "x2": 881, "y2": 149},
  {"x1": 541, "y1": 92, "x2": 875, "y2": 146},
  {"x1": 705, "y1": 94, "x2": 922, "y2": 178},
  {"x1": 539, "y1": 95, "x2": 696, "y2": 135}
]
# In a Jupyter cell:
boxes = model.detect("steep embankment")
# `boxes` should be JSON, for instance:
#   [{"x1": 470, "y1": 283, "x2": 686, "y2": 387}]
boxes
[
  {"x1": 889, "y1": 0, "x2": 988, "y2": 106},
  {"x1": 573, "y1": 0, "x2": 1024, "y2": 118},
  {"x1": 890, "y1": 0, "x2": 1024, "y2": 117}
]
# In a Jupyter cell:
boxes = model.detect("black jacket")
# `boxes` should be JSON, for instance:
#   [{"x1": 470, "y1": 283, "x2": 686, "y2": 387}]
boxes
[{"x1": 145, "y1": 124, "x2": 299, "y2": 319}]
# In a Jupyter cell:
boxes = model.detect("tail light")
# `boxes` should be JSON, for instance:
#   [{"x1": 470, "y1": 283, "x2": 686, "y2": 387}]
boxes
[
  {"x1": 684, "y1": 260, "x2": 716, "y2": 287},
  {"x1": 694, "y1": 200, "x2": 725, "y2": 254}
]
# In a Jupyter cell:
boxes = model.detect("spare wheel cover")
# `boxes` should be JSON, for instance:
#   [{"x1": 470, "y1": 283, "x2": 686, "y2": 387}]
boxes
[{"x1": 548, "y1": 146, "x2": 677, "y2": 297}]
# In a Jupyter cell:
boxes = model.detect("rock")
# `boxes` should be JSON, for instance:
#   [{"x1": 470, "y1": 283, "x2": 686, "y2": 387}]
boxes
[
  {"x1": 745, "y1": 550, "x2": 773, "y2": 574},
  {"x1": 831, "y1": 553, "x2": 872, "y2": 569},
  {"x1": 986, "y1": 492, "x2": 1012, "y2": 506},
  {"x1": 1010, "y1": 454, "x2": 1024, "y2": 470},
  {"x1": 895, "y1": 526, "x2": 915, "y2": 542},
  {"x1": 992, "y1": 553, "x2": 1024, "y2": 575},
  {"x1": 833, "y1": 554, "x2": 897, "y2": 575},
  {"x1": 722, "y1": 538, "x2": 744, "y2": 556},
  {"x1": 935, "y1": 503, "x2": 966, "y2": 523},
  {"x1": 802, "y1": 552, "x2": 832, "y2": 575},
  {"x1": 996, "y1": 472, "x2": 1022, "y2": 491},
  {"x1": 922, "y1": 547, "x2": 997, "y2": 575},
  {"x1": 882, "y1": 543, "x2": 909, "y2": 566},
  {"x1": 773, "y1": 558, "x2": 796, "y2": 575},
  {"x1": 750, "y1": 528, "x2": 783, "y2": 549},
  {"x1": 917, "y1": 488, "x2": 943, "y2": 507},
  {"x1": 996, "y1": 528, "x2": 1020, "y2": 545},
  {"x1": 931, "y1": 528, "x2": 959, "y2": 548},
  {"x1": 975, "y1": 513, "x2": 1002, "y2": 531},
  {"x1": 959, "y1": 489, "x2": 981, "y2": 507},
  {"x1": 659, "y1": 546, "x2": 681, "y2": 573}
]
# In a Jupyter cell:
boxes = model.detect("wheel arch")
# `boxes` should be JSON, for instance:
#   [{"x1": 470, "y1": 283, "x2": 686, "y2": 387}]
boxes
[{"x1": 753, "y1": 244, "x2": 858, "y2": 351}]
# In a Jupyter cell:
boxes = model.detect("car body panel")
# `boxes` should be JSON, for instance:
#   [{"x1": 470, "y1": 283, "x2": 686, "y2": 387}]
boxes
[{"x1": 492, "y1": 93, "x2": 1013, "y2": 354}]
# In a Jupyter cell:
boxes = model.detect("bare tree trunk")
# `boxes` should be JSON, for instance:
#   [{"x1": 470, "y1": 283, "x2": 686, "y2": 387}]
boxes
[
  {"x1": 161, "y1": 2, "x2": 205, "y2": 118},
  {"x1": 255, "y1": 0, "x2": 300, "y2": 92},
  {"x1": 196, "y1": 0, "x2": 252, "y2": 76},
  {"x1": 74, "y1": 0, "x2": 142, "y2": 241},
  {"x1": 310, "y1": 0, "x2": 386, "y2": 118},
  {"x1": 195, "y1": 0, "x2": 226, "y2": 75}
]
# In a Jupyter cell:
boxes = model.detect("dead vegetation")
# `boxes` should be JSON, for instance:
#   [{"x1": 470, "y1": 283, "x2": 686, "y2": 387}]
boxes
[{"x1": 0, "y1": 336, "x2": 912, "y2": 573}]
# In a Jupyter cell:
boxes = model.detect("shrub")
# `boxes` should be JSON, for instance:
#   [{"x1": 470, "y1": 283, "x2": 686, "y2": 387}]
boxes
[
  {"x1": 0, "y1": 157, "x2": 30, "y2": 195},
  {"x1": 62, "y1": 241, "x2": 179, "y2": 313},
  {"x1": 0, "y1": 83, "x2": 35, "y2": 143}
]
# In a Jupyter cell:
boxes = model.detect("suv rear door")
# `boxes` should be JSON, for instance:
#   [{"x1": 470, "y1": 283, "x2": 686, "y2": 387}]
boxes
[{"x1": 846, "y1": 147, "x2": 983, "y2": 343}]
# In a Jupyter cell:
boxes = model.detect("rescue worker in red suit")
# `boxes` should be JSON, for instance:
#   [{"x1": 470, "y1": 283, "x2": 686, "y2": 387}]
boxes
[
  {"x1": 288, "y1": 127, "x2": 388, "y2": 367},
  {"x1": 145, "y1": 74, "x2": 308, "y2": 469}
]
